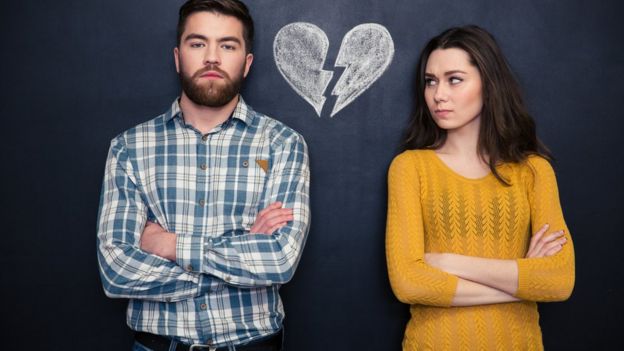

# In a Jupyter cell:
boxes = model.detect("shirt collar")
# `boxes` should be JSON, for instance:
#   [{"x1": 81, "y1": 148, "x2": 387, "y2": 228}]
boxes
[{"x1": 165, "y1": 96, "x2": 256, "y2": 126}]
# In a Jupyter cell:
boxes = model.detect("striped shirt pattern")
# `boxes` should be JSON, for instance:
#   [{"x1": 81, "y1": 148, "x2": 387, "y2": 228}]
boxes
[{"x1": 97, "y1": 97, "x2": 310, "y2": 347}]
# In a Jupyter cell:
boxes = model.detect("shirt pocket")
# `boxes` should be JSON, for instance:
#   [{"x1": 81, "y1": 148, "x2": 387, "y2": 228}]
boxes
[{"x1": 227, "y1": 157, "x2": 269, "y2": 228}]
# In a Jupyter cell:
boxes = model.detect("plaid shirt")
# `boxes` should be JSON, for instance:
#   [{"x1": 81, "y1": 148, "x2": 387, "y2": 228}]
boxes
[{"x1": 97, "y1": 97, "x2": 310, "y2": 347}]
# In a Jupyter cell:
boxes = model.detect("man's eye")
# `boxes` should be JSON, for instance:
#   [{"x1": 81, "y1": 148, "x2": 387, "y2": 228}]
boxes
[
  {"x1": 190, "y1": 42, "x2": 205, "y2": 48},
  {"x1": 221, "y1": 44, "x2": 235, "y2": 50}
]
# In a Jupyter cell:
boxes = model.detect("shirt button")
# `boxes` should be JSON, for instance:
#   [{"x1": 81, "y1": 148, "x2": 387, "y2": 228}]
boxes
[
  {"x1": 200, "y1": 164, "x2": 207, "y2": 170},
  {"x1": 202, "y1": 135, "x2": 208, "y2": 141},
  {"x1": 206, "y1": 339, "x2": 214, "y2": 346},
  {"x1": 224, "y1": 275, "x2": 231, "y2": 282},
  {"x1": 200, "y1": 303, "x2": 207, "y2": 310},
  {"x1": 199, "y1": 199, "x2": 205, "y2": 206},
  {"x1": 186, "y1": 264, "x2": 193, "y2": 271},
  {"x1": 242, "y1": 160, "x2": 249, "y2": 167}
]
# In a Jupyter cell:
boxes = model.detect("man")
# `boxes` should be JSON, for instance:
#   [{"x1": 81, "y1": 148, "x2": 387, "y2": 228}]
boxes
[{"x1": 97, "y1": 1, "x2": 310, "y2": 350}]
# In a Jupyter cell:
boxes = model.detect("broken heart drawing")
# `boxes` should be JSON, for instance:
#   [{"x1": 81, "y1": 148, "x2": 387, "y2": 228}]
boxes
[{"x1": 273, "y1": 22, "x2": 394, "y2": 117}]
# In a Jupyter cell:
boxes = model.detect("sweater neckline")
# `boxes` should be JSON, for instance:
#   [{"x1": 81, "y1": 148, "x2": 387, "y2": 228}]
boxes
[{"x1": 425, "y1": 149, "x2": 494, "y2": 183}]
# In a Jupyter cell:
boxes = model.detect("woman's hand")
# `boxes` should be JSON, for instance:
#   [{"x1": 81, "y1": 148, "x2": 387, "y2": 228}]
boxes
[{"x1": 525, "y1": 224, "x2": 567, "y2": 258}]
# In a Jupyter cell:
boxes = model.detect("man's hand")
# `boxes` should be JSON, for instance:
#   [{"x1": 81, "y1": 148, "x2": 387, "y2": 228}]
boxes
[
  {"x1": 140, "y1": 221, "x2": 177, "y2": 261},
  {"x1": 250, "y1": 202, "x2": 293, "y2": 235},
  {"x1": 525, "y1": 224, "x2": 567, "y2": 258}
]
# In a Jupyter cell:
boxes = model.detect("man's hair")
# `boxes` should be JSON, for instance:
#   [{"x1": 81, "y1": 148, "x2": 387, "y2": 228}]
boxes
[
  {"x1": 177, "y1": 0, "x2": 254, "y2": 53},
  {"x1": 404, "y1": 25, "x2": 551, "y2": 185}
]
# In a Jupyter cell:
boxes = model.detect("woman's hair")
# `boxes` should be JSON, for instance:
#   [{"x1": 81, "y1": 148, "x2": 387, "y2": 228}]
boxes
[{"x1": 404, "y1": 25, "x2": 551, "y2": 184}]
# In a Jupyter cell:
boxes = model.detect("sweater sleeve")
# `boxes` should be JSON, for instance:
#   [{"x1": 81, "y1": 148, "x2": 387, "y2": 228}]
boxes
[
  {"x1": 386, "y1": 152, "x2": 458, "y2": 307},
  {"x1": 515, "y1": 156, "x2": 575, "y2": 301}
]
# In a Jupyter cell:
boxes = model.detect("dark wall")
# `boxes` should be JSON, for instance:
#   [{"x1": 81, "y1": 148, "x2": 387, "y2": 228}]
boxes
[{"x1": 1, "y1": 0, "x2": 622, "y2": 350}]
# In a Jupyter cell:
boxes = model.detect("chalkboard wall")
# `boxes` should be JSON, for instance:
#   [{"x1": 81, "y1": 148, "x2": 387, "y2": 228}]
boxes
[{"x1": 1, "y1": 0, "x2": 622, "y2": 350}]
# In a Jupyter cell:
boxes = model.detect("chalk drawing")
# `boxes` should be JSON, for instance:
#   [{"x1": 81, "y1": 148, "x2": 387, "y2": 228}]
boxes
[
  {"x1": 331, "y1": 24, "x2": 394, "y2": 117},
  {"x1": 273, "y1": 22, "x2": 394, "y2": 117},
  {"x1": 274, "y1": 23, "x2": 334, "y2": 116}
]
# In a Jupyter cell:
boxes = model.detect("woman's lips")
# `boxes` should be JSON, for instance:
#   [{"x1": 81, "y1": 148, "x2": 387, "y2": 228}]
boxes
[{"x1": 434, "y1": 109, "x2": 452, "y2": 117}]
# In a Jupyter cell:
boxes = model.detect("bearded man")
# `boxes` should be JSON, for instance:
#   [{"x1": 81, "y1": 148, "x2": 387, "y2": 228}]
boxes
[{"x1": 96, "y1": 1, "x2": 310, "y2": 350}]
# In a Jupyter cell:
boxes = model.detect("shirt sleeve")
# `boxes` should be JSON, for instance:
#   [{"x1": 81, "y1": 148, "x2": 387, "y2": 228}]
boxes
[
  {"x1": 514, "y1": 156, "x2": 575, "y2": 301},
  {"x1": 176, "y1": 133, "x2": 311, "y2": 287},
  {"x1": 386, "y1": 152, "x2": 458, "y2": 307},
  {"x1": 97, "y1": 137, "x2": 209, "y2": 302}
]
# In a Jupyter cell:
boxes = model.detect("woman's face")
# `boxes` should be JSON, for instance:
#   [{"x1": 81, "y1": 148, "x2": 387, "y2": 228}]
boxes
[{"x1": 424, "y1": 48, "x2": 483, "y2": 133}]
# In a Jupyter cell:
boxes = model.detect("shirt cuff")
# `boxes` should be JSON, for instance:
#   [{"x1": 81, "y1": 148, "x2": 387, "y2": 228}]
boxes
[{"x1": 176, "y1": 233, "x2": 205, "y2": 274}]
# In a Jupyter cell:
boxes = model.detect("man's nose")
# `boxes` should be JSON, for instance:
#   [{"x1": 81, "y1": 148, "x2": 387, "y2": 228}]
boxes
[{"x1": 203, "y1": 45, "x2": 220, "y2": 65}]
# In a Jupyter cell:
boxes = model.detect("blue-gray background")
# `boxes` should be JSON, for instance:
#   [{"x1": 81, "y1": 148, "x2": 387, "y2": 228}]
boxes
[{"x1": 1, "y1": 0, "x2": 622, "y2": 349}]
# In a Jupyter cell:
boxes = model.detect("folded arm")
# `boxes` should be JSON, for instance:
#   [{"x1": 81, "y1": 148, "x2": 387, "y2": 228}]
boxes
[
  {"x1": 386, "y1": 153, "x2": 460, "y2": 307},
  {"x1": 97, "y1": 138, "x2": 207, "y2": 302},
  {"x1": 425, "y1": 157, "x2": 575, "y2": 302},
  {"x1": 174, "y1": 134, "x2": 311, "y2": 288},
  {"x1": 425, "y1": 224, "x2": 566, "y2": 295},
  {"x1": 515, "y1": 157, "x2": 575, "y2": 301}
]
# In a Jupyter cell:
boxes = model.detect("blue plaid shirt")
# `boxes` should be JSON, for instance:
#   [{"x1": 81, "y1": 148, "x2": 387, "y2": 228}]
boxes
[{"x1": 97, "y1": 97, "x2": 310, "y2": 347}]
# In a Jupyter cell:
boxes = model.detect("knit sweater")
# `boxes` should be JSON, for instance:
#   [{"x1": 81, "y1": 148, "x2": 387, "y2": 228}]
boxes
[{"x1": 386, "y1": 150, "x2": 575, "y2": 350}]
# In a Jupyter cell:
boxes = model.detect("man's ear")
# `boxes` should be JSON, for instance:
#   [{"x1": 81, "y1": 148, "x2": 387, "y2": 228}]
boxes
[
  {"x1": 243, "y1": 53, "x2": 253, "y2": 78},
  {"x1": 174, "y1": 47, "x2": 180, "y2": 74}
]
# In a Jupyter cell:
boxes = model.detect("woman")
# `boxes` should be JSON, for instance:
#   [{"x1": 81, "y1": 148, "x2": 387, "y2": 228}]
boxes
[{"x1": 386, "y1": 26, "x2": 575, "y2": 350}]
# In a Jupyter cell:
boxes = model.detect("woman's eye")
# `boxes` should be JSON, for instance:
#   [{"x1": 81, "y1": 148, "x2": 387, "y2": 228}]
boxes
[
  {"x1": 424, "y1": 78, "x2": 437, "y2": 87},
  {"x1": 449, "y1": 77, "x2": 463, "y2": 85}
]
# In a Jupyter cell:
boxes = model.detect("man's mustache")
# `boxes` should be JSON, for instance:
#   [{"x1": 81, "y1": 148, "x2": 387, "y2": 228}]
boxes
[{"x1": 193, "y1": 65, "x2": 229, "y2": 80}]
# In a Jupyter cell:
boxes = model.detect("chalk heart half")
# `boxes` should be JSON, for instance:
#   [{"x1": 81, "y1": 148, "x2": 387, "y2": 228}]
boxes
[{"x1": 273, "y1": 22, "x2": 394, "y2": 117}]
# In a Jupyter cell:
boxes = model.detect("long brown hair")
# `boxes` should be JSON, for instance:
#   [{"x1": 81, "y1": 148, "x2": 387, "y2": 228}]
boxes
[{"x1": 404, "y1": 25, "x2": 551, "y2": 184}]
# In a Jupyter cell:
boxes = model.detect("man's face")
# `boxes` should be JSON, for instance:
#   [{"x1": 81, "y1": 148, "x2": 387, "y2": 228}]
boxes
[{"x1": 174, "y1": 11, "x2": 253, "y2": 107}]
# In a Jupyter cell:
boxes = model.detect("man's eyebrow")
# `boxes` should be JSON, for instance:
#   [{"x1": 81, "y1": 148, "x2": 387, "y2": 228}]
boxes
[
  {"x1": 183, "y1": 33, "x2": 208, "y2": 42},
  {"x1": 218, "y1": 36, "x2": 242, "y2": 44}
]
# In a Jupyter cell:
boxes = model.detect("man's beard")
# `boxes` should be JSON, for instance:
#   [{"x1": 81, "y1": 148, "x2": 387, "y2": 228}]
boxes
[{"x1": 179, "y1": 63, "x2": 244, "y2": 108}]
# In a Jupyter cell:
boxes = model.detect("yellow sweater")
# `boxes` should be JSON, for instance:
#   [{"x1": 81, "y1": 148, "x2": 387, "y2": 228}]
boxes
[{"x1": 386, "y1": 150, "x2": 575, "y2": 350}]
